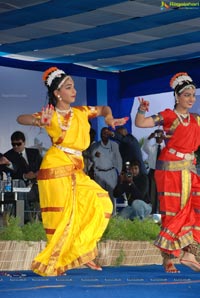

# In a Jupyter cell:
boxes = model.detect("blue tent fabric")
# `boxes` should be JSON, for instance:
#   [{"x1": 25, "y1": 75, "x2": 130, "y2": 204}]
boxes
[{"x1": 0, "y1": 1, "x2": 199, "y2": 73}]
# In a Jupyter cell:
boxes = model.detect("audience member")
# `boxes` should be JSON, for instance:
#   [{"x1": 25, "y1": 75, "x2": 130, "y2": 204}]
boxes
[
  {"x1": 142, "y1": 129, "x2": 165, "y2": 213},
  {"x1": 83, "y1": 127, "x2": 96, "y2": 179},
  {"x1": 3, "y1": 131, "x2": 43, "y2": 219},
  {"x1": 91, "y1": 127, "x2": 122, "y2": 213},
  {"x1": 113, "y1": 160, "x2": 152, "y2": 220},
  {"x1": 108, "y1": 126, "x2": 147, "y2": 174}
]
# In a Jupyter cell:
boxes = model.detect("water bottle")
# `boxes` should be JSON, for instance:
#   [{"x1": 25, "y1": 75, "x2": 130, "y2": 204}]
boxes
[{"x1": 4, "y1": 172, "x2": 12, "y2": 192}]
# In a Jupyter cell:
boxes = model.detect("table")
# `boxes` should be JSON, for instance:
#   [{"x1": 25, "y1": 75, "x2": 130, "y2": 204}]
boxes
[{"x1": 0, "y1": 180, "x2": 31, "y2": 226}]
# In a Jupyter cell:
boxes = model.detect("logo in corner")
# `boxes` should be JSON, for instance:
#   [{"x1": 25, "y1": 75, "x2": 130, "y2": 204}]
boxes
[{"x1": 160, "y1": 1, "x2": 170, "y2": 10}]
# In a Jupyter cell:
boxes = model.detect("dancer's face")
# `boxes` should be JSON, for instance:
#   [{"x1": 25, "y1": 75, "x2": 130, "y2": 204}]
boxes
[
  {"x1": 55, "y1": 77, "x2": 77, "y2": 105},
  {"x1": 177, "y1": 87, "x2": 196, "y2": 110}
]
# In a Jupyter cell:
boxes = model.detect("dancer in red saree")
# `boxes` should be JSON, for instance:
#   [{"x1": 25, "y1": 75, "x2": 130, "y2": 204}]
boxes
[{"x1": 135, "y1": 72, "x2": 200, "y2": 273}]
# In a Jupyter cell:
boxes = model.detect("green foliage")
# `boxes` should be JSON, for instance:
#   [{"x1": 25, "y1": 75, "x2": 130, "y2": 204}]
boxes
[
  {"x1": 21, "y1": 221, "x2": 47, "y2": 241},
  {"x1": 0, "y1": 216, "x2": 160, "y2": 242},
  {"x1": 102, "y1": 216, "x2": 160, "y2": 242},
  {"x1": 0, "y1": 216, "x2": 46, "y2": 241},
  {"x1": 139, "y1": 137, "x2": 145, "y2": 147},
  {"x1": 114, "y1": 249, "x2": 125, "y2": 266},
  {"x1": 0, "y1": 217, "x2": 24, "y2": 240}
]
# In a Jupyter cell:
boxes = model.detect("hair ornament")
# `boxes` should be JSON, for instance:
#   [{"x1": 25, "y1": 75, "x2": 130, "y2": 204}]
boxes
[
  {"x1": 170, "y1": 72, "x2": 193, "y2": 90},
  {"x1": 43, "y1": 67, "x2": 57, "y2": 82},
  {"x1": 43, "y1": 67, "x2": 65, "y2": 87}
]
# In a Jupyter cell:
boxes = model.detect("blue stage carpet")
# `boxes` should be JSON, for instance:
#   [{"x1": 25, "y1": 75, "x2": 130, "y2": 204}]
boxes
[{"x1": 0, "y1": 265, "x2": 200, "y2": 298}]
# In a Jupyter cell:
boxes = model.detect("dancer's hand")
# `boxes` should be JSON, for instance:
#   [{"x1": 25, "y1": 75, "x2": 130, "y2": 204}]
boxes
[
  {"x1": 106, "y1": 116, "x2": 129, "y2": 129},
  {"x1": 138, "y1": 97, "x2": 149, "y2": 112},
  {"x1": 41, "y1": 104, "x2": 54, "y2": 126}
]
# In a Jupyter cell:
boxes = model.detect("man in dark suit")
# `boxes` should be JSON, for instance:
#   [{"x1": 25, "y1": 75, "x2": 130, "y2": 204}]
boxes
[
  {"x1": 4, "y1": 131, "x2": 42, "y2": 182},
  {"x1": 3, "y1": 131, "x2": 43, "y2": 221}
]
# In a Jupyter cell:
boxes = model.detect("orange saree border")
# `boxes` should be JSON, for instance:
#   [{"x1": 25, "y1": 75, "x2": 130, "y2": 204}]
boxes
[
  {"x1": 31, "y1": 247, "x2": 98, "y2": 276},
  {"x1": 41, "y1": 207, "x2": 64, "y2": 212},
  {"x1": 38, "y1": 165, "x2": 76, "y2": 179}
]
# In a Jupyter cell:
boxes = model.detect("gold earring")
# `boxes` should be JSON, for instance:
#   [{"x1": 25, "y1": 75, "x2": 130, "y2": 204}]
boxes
[{"x1": 57, "y1": 95, "x2": 62, "y2": 101}]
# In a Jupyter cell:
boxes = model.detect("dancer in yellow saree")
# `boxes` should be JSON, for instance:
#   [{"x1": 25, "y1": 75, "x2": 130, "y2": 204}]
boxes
[{"x1": 17, "y1": 67, "x2": 128, "y2": 276}]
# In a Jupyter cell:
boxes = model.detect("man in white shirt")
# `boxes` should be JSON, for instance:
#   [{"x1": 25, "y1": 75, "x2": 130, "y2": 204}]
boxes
[
  {"x1": 91, "y1": 127, "x2": 122, "y2": 214},
  {"x1": 142, "y1": 129, "x2": 165, "y2": 214}
]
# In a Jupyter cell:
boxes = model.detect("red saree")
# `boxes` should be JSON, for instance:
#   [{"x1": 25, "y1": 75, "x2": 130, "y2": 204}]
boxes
[{"x1": 154, "y1": 109, "x2": 200, "y2": 257}]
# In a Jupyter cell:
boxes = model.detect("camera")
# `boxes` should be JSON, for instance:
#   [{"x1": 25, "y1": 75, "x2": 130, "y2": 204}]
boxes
[
  {"x1": 155, "y1": 131, "x2": 163, "y2": 138},
  {"x1": 124, "y1": 161, "x2": 132, "y2": 178},
  {"x1": 126, "y1": 171, "x2": 132, "y2": 178}
]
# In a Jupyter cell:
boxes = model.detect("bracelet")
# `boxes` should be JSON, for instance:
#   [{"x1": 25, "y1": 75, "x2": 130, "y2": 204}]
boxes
[
  {"x1": 31, "y1": 117, "x2": 36, "y2": 125},
  {"x1": 32, "y1": 117, "x2": 42, "y2": 127},
  {"x1": 137, "y1": 108, "x2": 146, "y2": 115}
]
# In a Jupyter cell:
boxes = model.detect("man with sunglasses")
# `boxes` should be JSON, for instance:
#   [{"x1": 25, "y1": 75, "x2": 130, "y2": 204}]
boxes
[
  {"x1": 4, "y1": 131, "x2": 42, "y2": 182},
  {"x1": 3, "y1": 131, "x2": 43, "y2": 222}
]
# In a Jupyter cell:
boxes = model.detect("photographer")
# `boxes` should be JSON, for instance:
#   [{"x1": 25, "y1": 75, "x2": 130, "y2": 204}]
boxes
[
  {"x1": 142, "y1": 129, "x2": 165, "y2": 213},
  {"x1": 113, "y1": 160, "x2": 152, "y2": 220}
]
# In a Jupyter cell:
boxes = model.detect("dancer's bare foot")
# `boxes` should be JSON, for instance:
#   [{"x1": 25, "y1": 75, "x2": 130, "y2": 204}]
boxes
[
  {"x1": 163, "y1": 258, "x2": 180, "y2": 273},
  {"x1": 86, "y1": 260, "x2": 102, "y2": 271},
  {"x1": 180, "y1": 252, "x2": 200, "y2": 272}
]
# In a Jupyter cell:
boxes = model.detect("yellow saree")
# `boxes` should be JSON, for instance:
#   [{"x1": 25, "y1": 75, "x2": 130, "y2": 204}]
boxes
[{"x1": 31, "y1": 106, "x2": 113, "y2": 276}]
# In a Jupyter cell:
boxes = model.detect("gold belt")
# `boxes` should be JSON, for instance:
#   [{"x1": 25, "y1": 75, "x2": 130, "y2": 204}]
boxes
[
  {"x1": 55, "y1": 145, "x2": 82, "y2": 156},
  {"x1": 168, "y1": 148, "x2": 194, "y2": 161}
]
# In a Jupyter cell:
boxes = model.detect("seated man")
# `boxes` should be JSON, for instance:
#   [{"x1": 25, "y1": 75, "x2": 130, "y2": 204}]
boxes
[
  {"x1": 113, "y1": 160, "x2": 152, "y2": 220},
  {"x1": 3, "y1": 131, "x2": 43, "y2": 221}
]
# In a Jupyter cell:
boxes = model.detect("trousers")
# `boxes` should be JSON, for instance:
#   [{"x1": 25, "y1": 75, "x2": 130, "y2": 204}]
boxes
[{"x1": 119, "y1": 199, "x2": 152, "y2": 220}]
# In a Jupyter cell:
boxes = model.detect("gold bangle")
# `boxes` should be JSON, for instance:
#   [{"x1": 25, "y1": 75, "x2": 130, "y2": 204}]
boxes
[
  {"x1": 32, "y1": 117, "x2": 41, "y2": 127},
  {"x1": 36, "y1": 119, "x2": 42, "y2": 127},
  {"x1": 32, "y1": 117, "x2": 36, "y2": 125}
]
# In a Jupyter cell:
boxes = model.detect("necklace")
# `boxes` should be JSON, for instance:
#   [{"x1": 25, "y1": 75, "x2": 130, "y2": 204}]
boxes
[
  {"x1": 174, "y1": 109, "x2": 190, "y2": 126},
  {"x1": 55, "y1": 107, "x2": 71, "y2": 114},
  {"x1": 56, "y1": 107, "x2": 73, "y2": 131}
]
